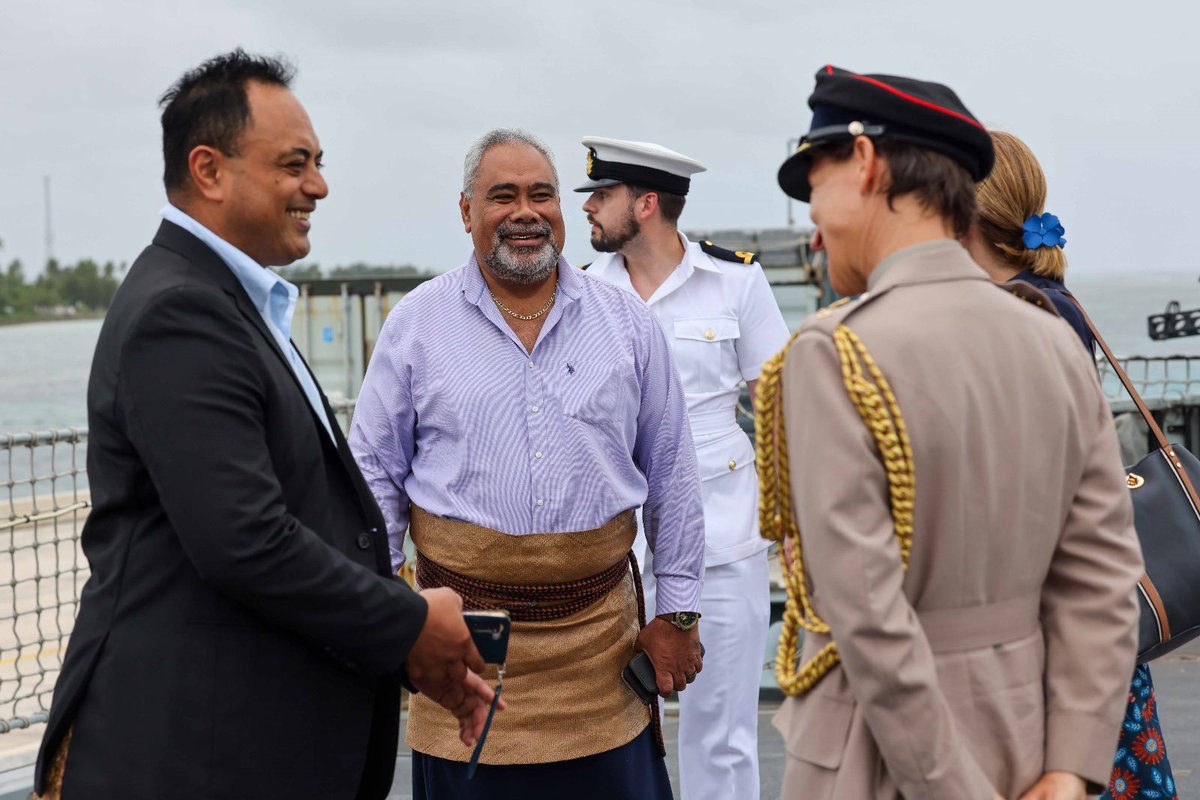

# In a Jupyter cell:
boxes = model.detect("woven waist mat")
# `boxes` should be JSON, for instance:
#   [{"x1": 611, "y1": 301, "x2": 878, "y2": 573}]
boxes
[{"x1": 406, "y1": 506, "x2": 648, "y2": 764}]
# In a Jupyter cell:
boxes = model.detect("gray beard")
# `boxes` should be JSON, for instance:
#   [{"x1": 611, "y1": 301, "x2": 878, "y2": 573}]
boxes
[{"x1": 485, "y1": 230, "x2": 560, "y2": 285}]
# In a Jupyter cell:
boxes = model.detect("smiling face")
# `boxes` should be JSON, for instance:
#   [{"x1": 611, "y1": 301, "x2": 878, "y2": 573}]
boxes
[
  {"x1": 213, "y1": 81, "x2": 327, "y2": 267},
  {"x1": 581, "y1": 185, "x2": 641, "y2": 253},
  {"x1": 460, "y1": 142, "x2": 565, "y2": 285}
]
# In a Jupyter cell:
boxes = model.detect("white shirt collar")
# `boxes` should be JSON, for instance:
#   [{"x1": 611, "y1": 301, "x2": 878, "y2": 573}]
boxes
[
  {"x1": 584, "y1": 231, "x2": 722, "y2": 305},
  {"x1": 684, "y1": 233, "x2": 723, "y2": 274}
]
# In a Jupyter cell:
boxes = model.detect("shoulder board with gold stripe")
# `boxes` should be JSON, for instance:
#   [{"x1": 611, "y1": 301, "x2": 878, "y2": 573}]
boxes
[
  {"x1": 1004, "y1": 280, "x2": 1058, "y2": 316},
  {"x1": 577, "y1": 263, "x2": 592, "y2": 271},
  {"x1": 699, "y1": 240, "x2": 757, "y2": 266}
]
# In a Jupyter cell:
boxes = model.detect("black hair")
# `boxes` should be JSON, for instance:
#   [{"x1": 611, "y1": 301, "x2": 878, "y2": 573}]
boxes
[{"x1": 158, "y1": 48, "x2": 295, "y2": 191}]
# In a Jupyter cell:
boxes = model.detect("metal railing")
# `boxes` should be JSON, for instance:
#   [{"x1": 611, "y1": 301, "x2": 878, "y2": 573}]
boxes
[
  {"x1": 1097, "y1": 354, "x2": 1200, "y2": 404},
  {"x1": 1095, "y1": 356, "x2": 1200, "y2": 457},
  {"x1": 0, "y1": 429, "x2": 90, "y2": 733},
  {"x1": 0, "y1": 355, "x2": 1194, "y2": 736}
]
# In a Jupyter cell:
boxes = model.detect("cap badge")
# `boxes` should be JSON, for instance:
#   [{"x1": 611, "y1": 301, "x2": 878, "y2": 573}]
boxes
[{"x1": 586, "y1": 148, "x2": 596, "y2": 178}]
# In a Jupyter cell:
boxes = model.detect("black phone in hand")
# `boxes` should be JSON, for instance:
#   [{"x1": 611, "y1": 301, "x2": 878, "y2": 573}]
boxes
[
  {"x1": 623, "y1": 642, "x2": 704, "y2": 703},
  {"x1": 464, "y1": 610, "x2": 511, "y2": 664},
  {"x1": 623, "y1": 651, "x2": 659, "y2": 704}
]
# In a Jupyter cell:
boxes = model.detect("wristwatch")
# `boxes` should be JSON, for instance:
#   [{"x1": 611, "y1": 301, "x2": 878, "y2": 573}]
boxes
[{"x1": 658, "y1": 611, "x2": 701, "y2": 631}]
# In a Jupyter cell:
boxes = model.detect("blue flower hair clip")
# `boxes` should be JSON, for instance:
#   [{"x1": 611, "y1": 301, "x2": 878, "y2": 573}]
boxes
[{"x1": 1022, "y1": 213, "x2": 1066, "y2": 250}]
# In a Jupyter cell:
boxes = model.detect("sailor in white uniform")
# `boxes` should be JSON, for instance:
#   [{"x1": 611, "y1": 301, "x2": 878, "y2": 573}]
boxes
[{"x1": 576, "y1": 137, "x2": 790, "y2": 800}]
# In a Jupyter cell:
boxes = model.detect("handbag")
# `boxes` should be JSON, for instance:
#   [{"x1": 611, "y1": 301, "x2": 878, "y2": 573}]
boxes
[{"x1": 1068, "y1": 293, "x2": 1200, "y2": 663}]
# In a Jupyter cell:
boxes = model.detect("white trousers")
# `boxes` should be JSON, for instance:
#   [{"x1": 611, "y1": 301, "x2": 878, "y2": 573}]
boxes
[{"x1": 638, "y1": 543, "x2": 770, "y2": 800}]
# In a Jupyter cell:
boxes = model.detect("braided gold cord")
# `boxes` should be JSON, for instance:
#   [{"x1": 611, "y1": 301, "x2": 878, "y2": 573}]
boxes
[
  {"x1": 757, "y1": 322, "x2": 915, "y2": 696},
  {"x1": 757, "y1": 334, "x2": 826, "y2": 633},
  {"x1": 832, "y1": 326, "x2": 915, "y2": 563}
]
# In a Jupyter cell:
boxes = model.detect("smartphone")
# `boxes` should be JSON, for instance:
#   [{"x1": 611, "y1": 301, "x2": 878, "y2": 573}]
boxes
[
  {"x1": 623, "y1": 642, "x2": 705, "y2": 703},
  {"x1": 463, "y1": 610, "x2": 511, "y2": 664},
  {"x1": 622, "y1": 651, "x2": 659, "y2": 704}
]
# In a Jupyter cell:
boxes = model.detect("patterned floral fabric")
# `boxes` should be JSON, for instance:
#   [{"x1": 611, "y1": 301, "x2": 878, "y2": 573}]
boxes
[{"x1": 1102, "y1": 664, "x2": 1176, "y2": 800}]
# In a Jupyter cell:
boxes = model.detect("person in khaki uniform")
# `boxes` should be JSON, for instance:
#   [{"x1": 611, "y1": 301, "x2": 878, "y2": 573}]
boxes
[{"x1": 760, "y1": 65, "x2": 1144, "y2": 800}]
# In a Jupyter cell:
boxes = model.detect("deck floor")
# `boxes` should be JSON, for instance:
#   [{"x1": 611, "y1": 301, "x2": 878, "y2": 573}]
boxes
[{"x1": 383, "y1": 643, "x2": 1200, "y2": 799}]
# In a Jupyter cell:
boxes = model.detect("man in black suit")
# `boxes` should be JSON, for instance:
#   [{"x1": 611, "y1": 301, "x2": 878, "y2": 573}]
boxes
[{"x1": 34, "y1": 50, "x2": 495, "y2": 800}]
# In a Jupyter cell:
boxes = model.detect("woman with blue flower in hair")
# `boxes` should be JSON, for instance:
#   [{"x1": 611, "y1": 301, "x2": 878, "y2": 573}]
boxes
[
  {"x1": 966, "y1": 132, "x2": 1093, "y2": 356},
  {"x1": 965, "y1": 129, "x2": 1177, "y2": 800}
]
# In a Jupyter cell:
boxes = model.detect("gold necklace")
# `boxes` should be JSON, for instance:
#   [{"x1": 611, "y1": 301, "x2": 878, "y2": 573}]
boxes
[{"x1": 491, "y1": 283, "x2": 557, "y2": 321}]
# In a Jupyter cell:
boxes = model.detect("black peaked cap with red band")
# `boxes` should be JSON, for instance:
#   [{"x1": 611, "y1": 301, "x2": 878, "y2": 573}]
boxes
[{"x1": 778, "y1": 65, "x2": 994, "y2": 202}]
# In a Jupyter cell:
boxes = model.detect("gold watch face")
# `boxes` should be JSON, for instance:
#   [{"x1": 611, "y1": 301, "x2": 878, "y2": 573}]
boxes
[{"x1": 675, "y1": 612, "x2": 699, "y2": 629}]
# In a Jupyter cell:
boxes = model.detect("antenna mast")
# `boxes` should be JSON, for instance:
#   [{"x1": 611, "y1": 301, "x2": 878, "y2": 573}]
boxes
[{"x1": 43, "y1": 175, "x2": 55, "y2": 267}]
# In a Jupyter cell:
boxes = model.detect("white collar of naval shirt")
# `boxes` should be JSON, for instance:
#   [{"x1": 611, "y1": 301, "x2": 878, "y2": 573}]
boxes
[{"x1": 586, "y1": 232, "x2": 721, "y2": 305}]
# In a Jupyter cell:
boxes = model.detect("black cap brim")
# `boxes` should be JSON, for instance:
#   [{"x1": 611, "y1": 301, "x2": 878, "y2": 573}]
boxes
[
  {"x1": 574, "y1": 178, "x2": 623, "y2": 193},
  {"x1": 778, "y1": 144, "x2": 815, "y2": 203}
]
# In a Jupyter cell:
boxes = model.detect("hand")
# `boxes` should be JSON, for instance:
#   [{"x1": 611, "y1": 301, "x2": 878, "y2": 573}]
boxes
[
  {"x1": 406, "y1": 588, "x2": 503, "y2": 746},
  {"x1": 1017, "y1": 771, "x2": 1086, "y2": 800},
  {"x1": 454, "y1": 669, "x2": 504, "y2": 746},
  {"x1": 635, "y1": 617, "x2": 702, "y2": 697}
]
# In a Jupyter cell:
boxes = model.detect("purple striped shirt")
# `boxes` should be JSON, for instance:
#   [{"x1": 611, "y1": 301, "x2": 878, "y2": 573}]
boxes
[{"x1": 348, "y1": 253, "x2": 704, "y2": 614}]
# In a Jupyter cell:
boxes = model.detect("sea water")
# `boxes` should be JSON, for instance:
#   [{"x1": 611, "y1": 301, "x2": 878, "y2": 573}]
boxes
[{"x1": 2, "y1": 271, "x2": 1199, "y2": 433}]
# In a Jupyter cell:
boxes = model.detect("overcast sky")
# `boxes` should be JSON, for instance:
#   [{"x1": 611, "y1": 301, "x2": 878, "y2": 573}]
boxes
[{"x1": 2, "y1": 0, "x2": 1195, "y2": 278}]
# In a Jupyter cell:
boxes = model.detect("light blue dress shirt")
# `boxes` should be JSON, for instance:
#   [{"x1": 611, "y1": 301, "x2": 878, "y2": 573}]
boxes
[
  {"x1": 348, "y1": 252, "x2": 706, "y2": 614},
  {"x1": 159, "y1": 204, "x2": 336, "y2": 442}
]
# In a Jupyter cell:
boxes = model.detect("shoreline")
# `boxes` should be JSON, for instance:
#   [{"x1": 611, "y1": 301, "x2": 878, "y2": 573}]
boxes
[{"x1": 0, "y1": 312, "x2": 105, "y2": 328}]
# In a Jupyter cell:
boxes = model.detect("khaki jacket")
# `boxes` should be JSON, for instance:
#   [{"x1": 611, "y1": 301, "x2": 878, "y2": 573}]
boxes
[{"x1": 774, "y1": 240, "x2": 1142, "y2": 799}]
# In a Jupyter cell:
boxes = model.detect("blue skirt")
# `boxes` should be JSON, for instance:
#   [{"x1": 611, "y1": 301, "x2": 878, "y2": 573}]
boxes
[
  {"x1": 1101, "y1": 663, "x2": 1177, "y2": 800},
  {"x1": 413, "y1": 724, "x2": 673, "y2": 800}
]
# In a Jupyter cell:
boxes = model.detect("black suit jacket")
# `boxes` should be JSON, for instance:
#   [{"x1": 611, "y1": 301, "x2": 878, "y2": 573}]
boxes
[{"x1": 35, "y1": 221, "x2": 427, "y2": 799}]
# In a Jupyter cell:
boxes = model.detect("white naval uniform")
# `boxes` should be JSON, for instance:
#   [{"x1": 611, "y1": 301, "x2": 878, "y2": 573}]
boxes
[{"x1": 586, "y1": 234, "x2": 790, "y2": 800}]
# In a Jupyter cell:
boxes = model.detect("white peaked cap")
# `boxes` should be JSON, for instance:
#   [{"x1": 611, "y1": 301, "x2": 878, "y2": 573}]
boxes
[{"x1": 575, "y1": 136, "x2": 707, "y2": 195}]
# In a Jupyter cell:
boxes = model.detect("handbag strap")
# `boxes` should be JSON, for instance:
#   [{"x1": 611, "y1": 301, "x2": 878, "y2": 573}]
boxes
[
  {"x1": 1062, "y1": 292, "x2": 1200, "y2": 505},
  {"x1": 1061, "y1": 292, "x2": 1171, "y2": 452}
]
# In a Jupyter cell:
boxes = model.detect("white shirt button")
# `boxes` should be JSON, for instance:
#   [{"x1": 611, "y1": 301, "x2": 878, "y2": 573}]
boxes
[
  {"x1": 528, "y1": 361, "x2": 535, "y2": 369},
  {"x1": 531, "y1": 405, "x2": 540, "y2": 413},
  {"x1": 535, "y1": 451, "x2": 543, "y2": 459},
  {"x1": 536, "y1": 499, "x2": 544, "y2": 507}
]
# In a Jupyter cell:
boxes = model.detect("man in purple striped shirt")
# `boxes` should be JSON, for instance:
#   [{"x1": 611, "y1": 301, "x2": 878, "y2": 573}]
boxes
[{"x1": 349, "y1": 129, "x2": 706, "y2": 799}]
